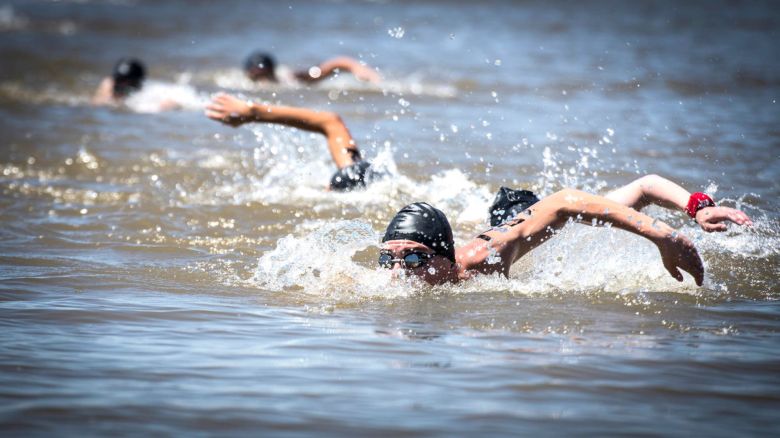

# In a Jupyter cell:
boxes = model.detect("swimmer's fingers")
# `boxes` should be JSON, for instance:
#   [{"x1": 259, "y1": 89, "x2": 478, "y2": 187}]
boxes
[
  {"x1": 212, "y1": 93, "x2": 240, "y2": 107},
  {"x1": 696, "y1": 206, "x2": 754, "y2": 232},
  {"x1": 205, "y1": 108, "x2": 224, "y2": 120},
  {"x1": 730, "y1": 209, "x2": 753, "y2": 226},
  {"x1": 658, "y1": 235, "x2": 704, "y2": 286},
  {"x1": 206, "y1": 100, "x2": 226, "y2": 114},
  {"x1": 669, "y1": 248, "x2": 704, "y2": 286},
  {"x1": 701, "y1": 222, "x2": 728, "y2": 233},
  {"x1": 205, "y1": 108, "x2": 243, "y2": 127},
  {"x1": 663, "y1": 260, "x2": 684, "y2": 282}
]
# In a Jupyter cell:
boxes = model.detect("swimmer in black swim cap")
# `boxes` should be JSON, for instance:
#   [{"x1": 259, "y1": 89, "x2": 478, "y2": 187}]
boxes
[
  {"x1": 206, "y1": 93, "x2": 385, "y2": 191},
  {"x1": 244, "y1": 52, "x2": 277, "y2": 82},
  {"x1": 380, "y1": 175, "x2": 753, "y2": 286},
  {"x1": 111, "y1": 58, "x2": 146, "y2": 97},
  {"x1": 93, "y1": 58, "x2": 146, "y2": 105},
  {"x1": 242, "y1": 50, "x2": 382, "y2": 84}
]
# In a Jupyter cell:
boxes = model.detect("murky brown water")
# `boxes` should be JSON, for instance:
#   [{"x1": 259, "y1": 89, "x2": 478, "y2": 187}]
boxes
[{"x1": 1, "y1": 0, "x2": 779, "y2": 435}]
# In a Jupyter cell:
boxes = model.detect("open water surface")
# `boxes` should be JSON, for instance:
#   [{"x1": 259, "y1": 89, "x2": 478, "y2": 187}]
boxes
[{"x1": 1, "y1": 0, "x2": 779, "y2": 436}]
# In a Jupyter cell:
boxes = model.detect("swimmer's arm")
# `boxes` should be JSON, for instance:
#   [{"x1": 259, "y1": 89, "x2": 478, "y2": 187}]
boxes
[
  {"x1": 205, "y1": 93, "x2": 359, "y2": 168},
  {"x1": 92, "y1": 77, "x2": 115, "y2": 105},
  {"x1": 295, "y1": 56, "x2": 381, "y2": 84},
  {"x1": 477, "y1": 188, "x2": 704, "y2": 285},
  {"x1": 605, "y1": 174, "x2": 752, "y2": 232},
  {"x1": 159, "y1": 99, "x2": 181, "y2": 112}
]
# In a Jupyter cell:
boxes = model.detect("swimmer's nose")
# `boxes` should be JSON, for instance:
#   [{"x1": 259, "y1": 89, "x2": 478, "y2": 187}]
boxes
[{"x1": 390, "y1": 262, "x2": 403, "y2": 278}]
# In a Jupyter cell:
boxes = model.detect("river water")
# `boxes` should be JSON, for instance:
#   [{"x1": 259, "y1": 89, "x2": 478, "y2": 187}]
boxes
[{"x1": 1, "y1": 0, "x2": 779, "y2": 436}]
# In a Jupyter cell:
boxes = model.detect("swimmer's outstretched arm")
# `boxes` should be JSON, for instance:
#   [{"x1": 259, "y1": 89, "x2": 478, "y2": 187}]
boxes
[
  {"x1": 462, "y1": 188, "x2": 704, "y2": 285},
  {"x1": 605, "y1": 174, "x2": 752, "y2": 232},
  {"x1": 205, "y1": 93, "x2": 360, "y2": 169},
  {"x1": 295, "y1": 56, "x2": 381, "y2": 84}
]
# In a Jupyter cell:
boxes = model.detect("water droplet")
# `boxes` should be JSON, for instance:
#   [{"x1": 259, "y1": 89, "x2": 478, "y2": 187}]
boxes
[{"x1": 388, "y1": 27, "x2": 405, "y2": 38}]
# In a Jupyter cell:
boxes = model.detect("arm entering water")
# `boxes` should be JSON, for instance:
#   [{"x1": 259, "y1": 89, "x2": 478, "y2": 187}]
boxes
[{"x1": 205, "y1": 93, "x2": 360, "y2": 169}]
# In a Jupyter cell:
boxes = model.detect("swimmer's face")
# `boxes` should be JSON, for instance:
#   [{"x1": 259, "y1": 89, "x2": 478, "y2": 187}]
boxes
[
  {"x1": 246, "y1": 66, "x2": 274, "y2": 82},
  {"x1": 113, "y1": 78, "x2": 142, "y2": 98},
  {"x1": 380, "y1": 240, "x2": 455, "y2": 285}
]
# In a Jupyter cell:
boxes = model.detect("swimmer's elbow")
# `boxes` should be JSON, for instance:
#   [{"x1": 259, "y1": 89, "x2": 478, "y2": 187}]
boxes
[
  {"x1": 550, "y1": 188, "x2": 582, "y2": 216},
  {"x1": 320, "y1": 112, "x2": 347, "y2": 134}
]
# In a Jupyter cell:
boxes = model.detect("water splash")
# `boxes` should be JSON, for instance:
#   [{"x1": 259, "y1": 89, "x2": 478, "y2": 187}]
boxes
[
  {"x1": 251, "y1": 219, "x2": 410, "y2": 298},
  {"x1": 124, "y1": 80, "x2": 207, "y2": 113}
]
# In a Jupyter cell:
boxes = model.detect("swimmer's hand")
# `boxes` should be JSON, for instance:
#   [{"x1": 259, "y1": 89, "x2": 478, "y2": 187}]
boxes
[
  {"x1": 695, "y1": 206, "x2": 753, "y2": 232},
  {"x1": 352, "y1": 65, "x2": 382, "y2": 84},
  {"x1": 206, "y1": 93, "x2": 255, "y2": 127},
  {"x1": 655, "y1": 233, "x2": 704, "y2": 286}
]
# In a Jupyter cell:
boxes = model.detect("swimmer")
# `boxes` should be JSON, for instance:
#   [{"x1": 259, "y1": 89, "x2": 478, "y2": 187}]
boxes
[
  {"x1": 206, "y1": 92, "x2": 383, "y2": 191},
  {"x1": 93, "y1": 58, "x2": 180, "y2": 110},
  {"x1": 92, "y1": 58, "x2": 146, "y2": 105},
  {"x1": 205, "y1": 94, "x2": 752, "y2": 285},
  {"x1": 243, "y1": 51, "x2": 381, "y2": 85},
  {"x1": 379, "y1": 177, "x2": 752, "y2": 286}
]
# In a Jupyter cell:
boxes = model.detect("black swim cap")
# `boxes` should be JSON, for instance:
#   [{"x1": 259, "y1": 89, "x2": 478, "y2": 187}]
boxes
[
  {"x1": 329, "y1": 160, "x2": 375, "y2": 192},
  {"x1": 489, "y1": 187, "x2": 540, "y2": 226},
  {"x1": 382, "y1": 202, "x2": 456, "y2": 263},
  {"x1": 244, "y1": 51, "x2": 276, "y2": 79},
  {"x1": 112, "y1": 58, "x2": 145, "y2": 96}
]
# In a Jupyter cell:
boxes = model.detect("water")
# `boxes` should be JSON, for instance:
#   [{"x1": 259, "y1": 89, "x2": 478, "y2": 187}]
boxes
[{"x1": 1, "y1": 0, "x2": 779, "y2": 435}]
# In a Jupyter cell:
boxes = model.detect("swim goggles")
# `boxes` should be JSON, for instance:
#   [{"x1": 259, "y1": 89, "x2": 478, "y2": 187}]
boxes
[{"x1": 378, "y1": 251, "x2": 432, "y2": 269}]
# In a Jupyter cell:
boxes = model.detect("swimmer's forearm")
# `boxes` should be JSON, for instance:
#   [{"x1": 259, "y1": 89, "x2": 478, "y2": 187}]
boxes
[
  {"x1": 557, "y1": 189, "x2": 677, "y2": 242},
  {"x1": 493, "y1": 188, "x2": 703, "y2": 285},
  {"x1": 320, "y1": 57, "x2": 361, "y2": 75},
  {"x1": 248, "y1": 102, "x2": 359, "y2": 169},
  {"x1": 297, "y1": 57, "x2": 380, "y2": 83},
  {"x1": 481, "y1": 188, "x2": 680, "y2": 272},
  {"x1": 555, "y1": 190, "x2": 704, "y2": 285},
  {"x1": 294, "y1": 57, "x2": 354, "y2": 82},
  {"x1": 206, "y1": 94, "x2": 359, "y2": 169},
  {"x1": 247, "y1": 103, "x2": 336, "y2": 134}
]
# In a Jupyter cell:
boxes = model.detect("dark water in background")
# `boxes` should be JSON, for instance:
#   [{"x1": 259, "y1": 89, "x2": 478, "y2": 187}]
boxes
[{"x1": 1, "y1": 0, "x2": 779, "y2": 436}]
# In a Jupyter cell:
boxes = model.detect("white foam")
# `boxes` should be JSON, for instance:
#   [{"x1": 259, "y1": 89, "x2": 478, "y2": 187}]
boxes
[{"x1": 124, "y1": 80, "x2": 207, "y2": 113}]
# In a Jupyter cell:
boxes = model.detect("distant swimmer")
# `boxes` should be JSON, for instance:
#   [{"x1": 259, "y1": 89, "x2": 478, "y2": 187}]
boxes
[
  {"x1": 243, "y1": 51, "x2": 381, "y2": 85},
  {"x1": 206, "y1": 92, "x2": 384, "y2": 191},
  {"x1": 93, "y1": 58, "x2": 146, "y2": 105},
  {"x1": 92, "y1": 58, "x2": 180, "y2": 110},
  {"x1": 378, "y1": 176, "x2": 752, "y2": 286}
]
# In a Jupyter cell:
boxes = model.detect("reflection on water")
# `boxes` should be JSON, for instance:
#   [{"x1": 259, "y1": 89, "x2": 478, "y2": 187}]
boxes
[{"x1": 1, "y1": 0, "x2": 779, "y2": 435}]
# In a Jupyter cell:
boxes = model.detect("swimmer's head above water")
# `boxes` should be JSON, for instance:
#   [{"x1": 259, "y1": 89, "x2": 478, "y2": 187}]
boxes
[
  {"x1": 380, "y1": 202, "x2": 460, "y2": 284},
  {"x1": 244, "y1": 51, "x2": 277, "y2": 82},
  {"x1": 111, "y1": 58, "x2": 146, "y2": 98}
]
